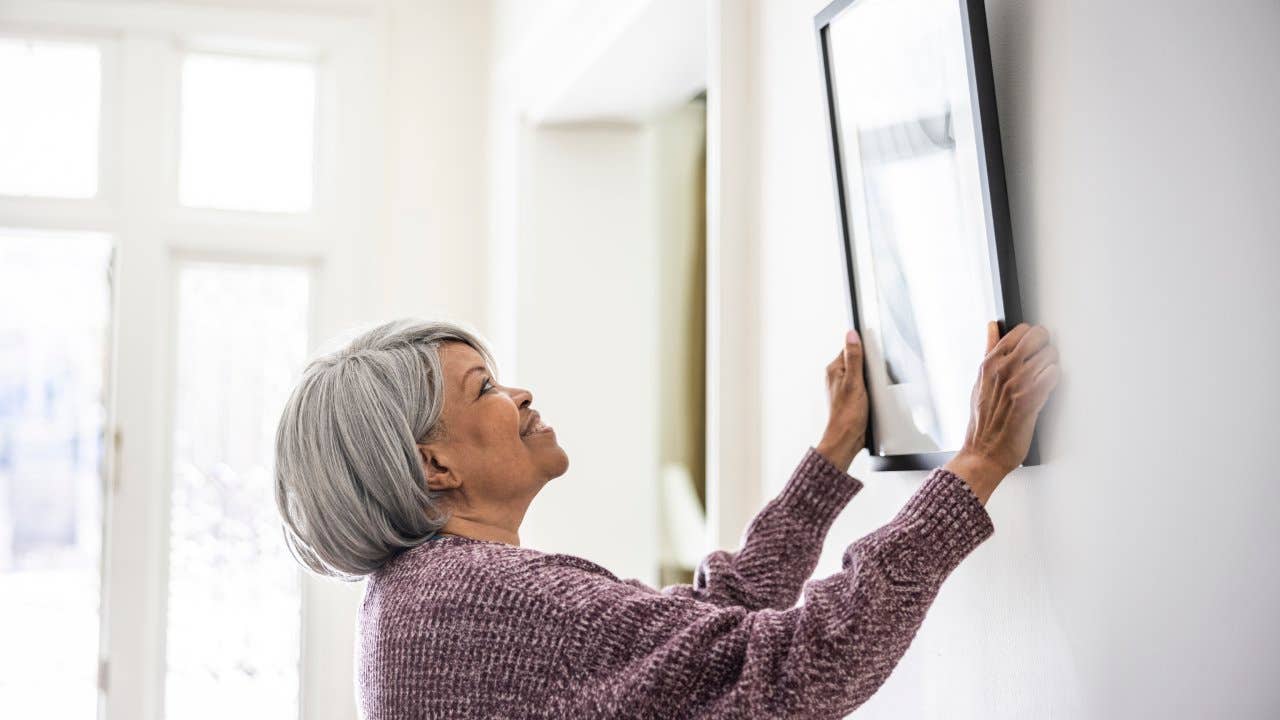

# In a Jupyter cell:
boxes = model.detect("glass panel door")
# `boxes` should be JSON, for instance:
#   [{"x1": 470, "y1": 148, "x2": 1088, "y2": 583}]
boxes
[
  {"x1": 0, "y1": 228, "x2": 114, "y2": 716},
  {"x1": 164, "y1": 260, "x2": 311, "y2": 720}
]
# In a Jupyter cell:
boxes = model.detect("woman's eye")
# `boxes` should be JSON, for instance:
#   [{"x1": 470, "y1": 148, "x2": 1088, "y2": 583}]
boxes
[{"x1": 480, "y1": 378, "x2": 492, "y2": 396}]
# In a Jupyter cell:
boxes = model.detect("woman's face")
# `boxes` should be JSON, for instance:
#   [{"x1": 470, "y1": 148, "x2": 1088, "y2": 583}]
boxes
[{"x1": 417, "y1": 342, "x2": 569, "y2": 510}]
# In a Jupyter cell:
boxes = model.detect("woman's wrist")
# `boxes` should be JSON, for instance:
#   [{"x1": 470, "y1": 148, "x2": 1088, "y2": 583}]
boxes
[
  {"x1": 942, "y1": 451, "x2": 1008, "y2": 506},
  {"x1": 815, "y1": 433, "x2": 862, "y2": 474}
]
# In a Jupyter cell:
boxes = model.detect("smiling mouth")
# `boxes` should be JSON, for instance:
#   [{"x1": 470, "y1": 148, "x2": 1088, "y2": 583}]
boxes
[{"x1": 522, "y1": 416, "x2": 551, "y2": 437}]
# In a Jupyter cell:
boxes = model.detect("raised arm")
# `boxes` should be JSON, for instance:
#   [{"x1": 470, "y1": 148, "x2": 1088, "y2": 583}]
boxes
[
  {"x1": 536, "y1": 321, "x2": 1059, "y2": 719},
  {"x1": 653, "y1": 445, "x2": 863, "y2": 611},
  {"x1": 538, "y1": 465, "x2": 995, "y2": 719},
  {"x1": 647, "y1": 330, "x2": 870, "y2": 611}
]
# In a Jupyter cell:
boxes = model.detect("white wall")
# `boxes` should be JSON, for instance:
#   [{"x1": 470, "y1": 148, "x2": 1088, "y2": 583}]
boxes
[
  {"x1": 372, "y1": 0, "x2": 491, "y2": 327},
  {"x1": 511, "y1": 123, "x2": 661, "y2": 584},
  {"x1": 753, "y1": 0, "x2": 1280, "y2": 717}
]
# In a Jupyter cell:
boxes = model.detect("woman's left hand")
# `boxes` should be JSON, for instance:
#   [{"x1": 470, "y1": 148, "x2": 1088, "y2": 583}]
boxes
[{"x1": 816, "y1": 329, "x2": 869, "y2": 472}]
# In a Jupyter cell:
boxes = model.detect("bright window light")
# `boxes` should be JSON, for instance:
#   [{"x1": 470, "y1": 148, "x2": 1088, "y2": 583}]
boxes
[
  {"x1": 179, "y1": 53, "x2": 317, "y2": 213},
  {"x1": 165, "y1": 261, "x2": 310, "y2": 720},
  {"x1": 0, "y1": 228, "x2": 113, "y2": 716},
  {"x1": 0, "y1": 38, "x2": 101, "y2": 198}
]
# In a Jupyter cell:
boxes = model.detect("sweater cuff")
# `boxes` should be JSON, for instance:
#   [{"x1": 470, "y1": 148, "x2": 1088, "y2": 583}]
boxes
[
  {"x1": 774, "y1": 446, "x2": 865, "y2": 528},
  {"x1": 892, "y1": 467, "x2": 995, "y2": 570}
]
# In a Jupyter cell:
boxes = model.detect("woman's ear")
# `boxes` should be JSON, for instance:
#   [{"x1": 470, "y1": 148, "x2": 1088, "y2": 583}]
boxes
[{"x1": 418, "y1": 444, "x2": 459, "y2": 491}]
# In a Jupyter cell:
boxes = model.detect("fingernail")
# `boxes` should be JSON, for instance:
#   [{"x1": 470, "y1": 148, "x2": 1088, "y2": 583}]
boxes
[{"x1": 846, "y1": 329, "x2": 859, "y2": 344}]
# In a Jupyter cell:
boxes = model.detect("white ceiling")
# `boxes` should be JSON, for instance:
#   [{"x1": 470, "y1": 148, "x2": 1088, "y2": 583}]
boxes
[{"x1": 522, "y1": 0, "x2": 707, "y2": 126}]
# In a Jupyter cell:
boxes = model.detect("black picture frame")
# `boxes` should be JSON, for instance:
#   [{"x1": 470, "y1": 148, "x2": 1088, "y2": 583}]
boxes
[{"x1": 814, "y1": 0, "x2": 1040, "y2": 471}]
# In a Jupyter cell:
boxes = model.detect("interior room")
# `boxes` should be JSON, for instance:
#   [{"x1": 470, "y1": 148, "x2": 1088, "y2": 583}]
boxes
[{"x1": 0, "y1": 0, "x2": 1276, "y2": 718}]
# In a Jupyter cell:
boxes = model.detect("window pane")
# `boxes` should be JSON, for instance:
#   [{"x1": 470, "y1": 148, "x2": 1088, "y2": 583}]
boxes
[
  {"x1": 179, "y1": 53, "x2": 317, "y2": 213},
  {"x1": 0, "y1": 38, "x2": 101, "y2": 198},
  {"x1": 165, "y1": 262, "x2": 310, "y2": 720},
  {"x1": 0, "y1": 228, "x2": 113, "y2": 716}
]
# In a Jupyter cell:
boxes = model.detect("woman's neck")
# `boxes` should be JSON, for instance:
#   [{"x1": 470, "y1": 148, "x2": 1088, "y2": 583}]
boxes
[{"x1": 438, "y1": 515, "x2": 521, "y2": 546}]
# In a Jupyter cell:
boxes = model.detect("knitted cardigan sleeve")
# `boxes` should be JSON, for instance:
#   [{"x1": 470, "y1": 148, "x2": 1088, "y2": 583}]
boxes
[
  {"x1": 530, "y1": 458, "x2": 996, "y2": 719},
  {"x1": 645, "y1": 446, "x2": 865, "y2": 611}
]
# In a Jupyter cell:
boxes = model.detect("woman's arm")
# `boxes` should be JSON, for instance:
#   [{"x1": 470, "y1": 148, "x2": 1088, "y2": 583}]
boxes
[
  {"x1": 648, "y1": 331, "x2": 870, "y2": 612},
  {"x1": 538, "y1": 464, "x2": 994, "y2": 719},
  {"x1": 529, "y1": 323, "x2": 1055, "y2": 718},
  {"x1": 654, "y1": 444, "x2": 863, "y2": 611}
]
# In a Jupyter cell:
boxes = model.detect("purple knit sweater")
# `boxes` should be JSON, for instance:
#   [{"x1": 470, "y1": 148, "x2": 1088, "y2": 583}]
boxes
[{"x1": 356, "y1": 446, "x2": 995, "y2": 719}]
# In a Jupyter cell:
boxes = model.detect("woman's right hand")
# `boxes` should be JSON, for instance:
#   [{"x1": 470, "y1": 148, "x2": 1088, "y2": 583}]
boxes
[{"x1": 944, "y1": 321, "x2": 1060, "y2": 505}]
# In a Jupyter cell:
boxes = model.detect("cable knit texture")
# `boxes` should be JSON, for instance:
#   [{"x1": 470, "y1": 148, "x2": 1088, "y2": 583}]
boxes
[{"x1": 356, "y1": 446, "x2": 995, "y2": 719}]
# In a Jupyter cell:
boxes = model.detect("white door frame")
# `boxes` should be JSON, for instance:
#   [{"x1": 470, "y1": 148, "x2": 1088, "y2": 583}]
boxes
[{"x1": 488, "y1": 0, "x2": 761, "y2": 553}]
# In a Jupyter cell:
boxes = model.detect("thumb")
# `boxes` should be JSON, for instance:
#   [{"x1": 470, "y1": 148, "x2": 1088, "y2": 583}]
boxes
[
  {"x1": 844, "y1": 329, "x2": 862, "y2": 376},
  {"x1": 985, "y1": 320, "x2": 999, "y2": 354}
]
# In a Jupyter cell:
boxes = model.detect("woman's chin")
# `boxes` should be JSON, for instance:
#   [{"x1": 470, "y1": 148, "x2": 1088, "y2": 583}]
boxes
[
  {"x1": 524, "y1": 430, "x2": 568, "y2": 478},
  {"x1": 544, "y1": 445, "x2": 569, "y2": 479}
]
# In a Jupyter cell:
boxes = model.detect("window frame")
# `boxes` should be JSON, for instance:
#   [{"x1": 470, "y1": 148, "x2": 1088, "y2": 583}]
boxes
[
  {"x1": 0, "y1": 24, "x2": 117, "y2": 225},
  {"x1": 0, "y1": 2, "x2": 385, "y2": 719}
]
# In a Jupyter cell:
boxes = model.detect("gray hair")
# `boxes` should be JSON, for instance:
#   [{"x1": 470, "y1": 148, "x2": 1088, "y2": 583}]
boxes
[{"x1": 273, "y1": 317, "x2": 498, "y2": 580}]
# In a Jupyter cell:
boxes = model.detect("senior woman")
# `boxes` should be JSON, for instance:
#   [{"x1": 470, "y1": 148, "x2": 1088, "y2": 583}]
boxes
[{"x1": 273, "y1": 317, "x2": 1059, "y2": 719}]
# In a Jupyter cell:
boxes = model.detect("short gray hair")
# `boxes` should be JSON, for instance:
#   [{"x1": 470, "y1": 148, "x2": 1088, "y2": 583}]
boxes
[{"x1": 273, "y1": 317, "x2": 498, "y2": 580}]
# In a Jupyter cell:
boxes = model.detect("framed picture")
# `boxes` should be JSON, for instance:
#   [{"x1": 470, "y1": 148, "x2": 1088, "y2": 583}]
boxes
[{"x1": 815, "y1": 0, "x2": 1039, "y2": 470}]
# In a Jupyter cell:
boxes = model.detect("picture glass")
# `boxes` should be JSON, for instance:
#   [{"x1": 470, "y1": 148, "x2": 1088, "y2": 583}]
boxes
[{"x1": 828, "y1": 0, "x2": 999, "y2": 456}]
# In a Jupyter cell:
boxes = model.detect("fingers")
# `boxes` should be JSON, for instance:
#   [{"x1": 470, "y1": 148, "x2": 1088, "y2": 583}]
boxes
[
  {"x1": 995, "y1": 322, "x2": 1032, "y2": 355},
  {"x1": 1020, "y1": 343, "x2": 1058, "y2": 379},
  {"x1": 844, "y1": 328, "x2": 862, "y2": 377},
  {"x1": 986, "y1": 320, "x2": 999, "y2": 354},
  {"x1": 1030, "y1": 362, "x2": 1061, "y2": 408},
  {"x1": 1012, "y1": 325, "x2": 1050, "y2": 362},
  {"x1": 993, "y1": 322, "x2": 1051, "y2": 364},
  {"x1": 827, "y1": 349, "x2": 844, "y2": 376},
  {"x1": 1019, "y1": 335, "x2": 1061, "y2": 410},
  {"x1": 827, "y1": 330, "x2": 862, "y2": 377}
]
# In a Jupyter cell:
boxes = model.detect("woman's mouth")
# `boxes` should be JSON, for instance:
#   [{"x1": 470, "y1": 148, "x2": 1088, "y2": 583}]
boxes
[{"x1": 522, "y1": 416, "x2": 552, "y2": 437}]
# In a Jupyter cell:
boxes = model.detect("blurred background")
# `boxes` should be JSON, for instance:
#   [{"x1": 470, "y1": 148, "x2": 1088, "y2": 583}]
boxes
[{"x1": 0, "y1": 1, "x2": 1276, "y2": 719}]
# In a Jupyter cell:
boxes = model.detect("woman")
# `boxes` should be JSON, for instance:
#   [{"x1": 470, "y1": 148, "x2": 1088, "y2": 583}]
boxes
[{"x1": 274, "y1": 318, "x2": 1059, "y2": 719}]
